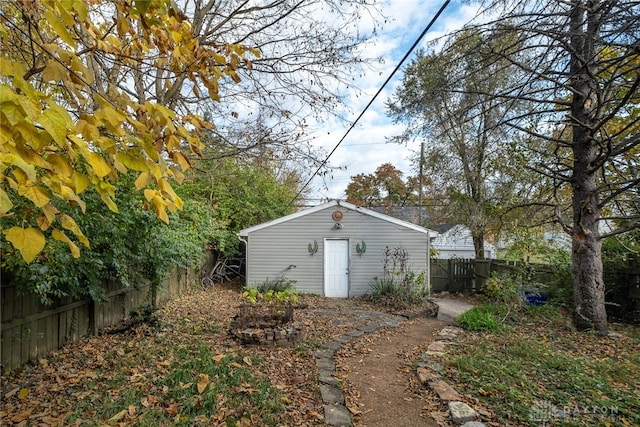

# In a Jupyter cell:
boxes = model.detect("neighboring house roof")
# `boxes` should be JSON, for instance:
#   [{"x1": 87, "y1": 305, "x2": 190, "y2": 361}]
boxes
[
  {"x1": 238, "y1": 199, "x2": 438, "y2": 237},
  {"x1": 436, "y1": 224, "x2": 457, "y2": 234}
]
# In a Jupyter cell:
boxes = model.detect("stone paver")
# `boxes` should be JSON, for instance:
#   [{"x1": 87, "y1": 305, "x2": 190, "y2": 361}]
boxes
[
  {"x1": 321, "y1": 341, "x2": 342, "y2": 351},
  {"x1": 449, "y1": 401, "x2": 478, "y2": 424},
  {"x1": 334, "y1": 335, "x2": 353, "y2": 344},
  {"x1": 416, "y1": 367, "x2": 439, "y2": 384},
  {"x1": 318, "y1": 373, "x2": 340, "y2": 386},
  {"x1": 324, "y1": 404, "x2": 352, "y2": 427},
  {"x1": 319, "y1": 384, "x2": 345, "y2": 405},
  {"x1": 431, "y1": 298, "x2": 475, "y2": 324},
  {"x1": 429, "y1": 380, "x2": 463, "y2": 401},
  {"x1": 316, "y1": 358, "x2": 335, "y2": 371},
  {"x1": 427, "y1": 340, "x2": 450, "y2": 353}
]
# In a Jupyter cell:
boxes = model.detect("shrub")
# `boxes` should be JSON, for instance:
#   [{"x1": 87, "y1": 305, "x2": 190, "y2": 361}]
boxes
[
  {"x1": 368, "y1": 277, "x2": 396, "y2": 301},
  {"x1": 483, "y1": 263, "x2": 548, "y2": 309},
  {"x1": 368, "y1": 246, "x2": 430, "y2": 305},
  {"x1": 540, "y1": 250, "x2": 573, "y2": 307},
  {"x1": 254, "y1": 275, "x2": 296, "y2": 293},
  {"x1": 456, "y1": 305, "x2": 510, "y2": 333}
]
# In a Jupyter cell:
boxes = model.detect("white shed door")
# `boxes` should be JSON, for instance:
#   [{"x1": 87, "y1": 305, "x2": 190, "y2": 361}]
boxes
[{"x1": 324, "y1": 239, "x2": 349, "y2": 297}]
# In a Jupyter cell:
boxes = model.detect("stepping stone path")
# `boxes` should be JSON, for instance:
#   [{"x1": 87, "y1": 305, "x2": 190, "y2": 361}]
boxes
[
  {"x1": 314, "y1": 310, "x2": 405, "y2": 426},
  {"x1": 315, "y1": 306, "x2": 487, "y2": 426}
]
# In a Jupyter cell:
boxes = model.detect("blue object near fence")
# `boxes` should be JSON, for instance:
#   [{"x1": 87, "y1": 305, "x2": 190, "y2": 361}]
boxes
[{"x1": 524, "y1": 291, "x2": 547, "y2": 306}]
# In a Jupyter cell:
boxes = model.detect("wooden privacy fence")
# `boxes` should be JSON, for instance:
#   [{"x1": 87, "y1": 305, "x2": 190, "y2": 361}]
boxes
[
  {"x1": 430, "y1": 258, "x2": 553, "y2": 292},
  {"x1": 1, "y1": 253, "x2": 213, "y2": 372}
]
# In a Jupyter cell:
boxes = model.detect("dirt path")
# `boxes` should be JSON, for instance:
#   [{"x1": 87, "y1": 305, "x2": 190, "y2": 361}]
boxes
[{"x1": 337, "y1": 317, "x2": 445, "y2": 426}]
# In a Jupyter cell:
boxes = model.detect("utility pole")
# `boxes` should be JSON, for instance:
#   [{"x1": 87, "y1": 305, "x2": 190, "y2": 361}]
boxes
[{"x1": 418, "y1": 141, "x2": 424, "y2": 224}]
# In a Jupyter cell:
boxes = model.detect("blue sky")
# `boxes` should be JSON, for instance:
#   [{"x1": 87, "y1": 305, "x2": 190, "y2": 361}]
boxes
[{"x1": 306, "y1": 0, "x2": 481, "y2": 201}]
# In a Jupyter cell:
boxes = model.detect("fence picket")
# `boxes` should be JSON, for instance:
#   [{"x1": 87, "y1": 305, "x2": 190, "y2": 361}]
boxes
[{"x1": 1, "y1": 252, "x2": 213, "y2": 372}]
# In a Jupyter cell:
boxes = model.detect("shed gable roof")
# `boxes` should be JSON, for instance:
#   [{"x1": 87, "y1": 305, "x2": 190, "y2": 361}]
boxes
[{"x1": 238, "y1": 200, "x2": 437, "y2": 236}]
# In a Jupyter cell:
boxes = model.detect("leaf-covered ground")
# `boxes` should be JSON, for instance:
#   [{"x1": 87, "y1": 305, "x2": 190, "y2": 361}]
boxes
[
  {"x1": 2, "y1": 284, "x2": 639, "y2": 427},
  {"x1": 441, "y1": 306, "x2": 640, "y2": 426},
  {"x1": 0, "y1": 282, "x2": 402, "y2": 426}
]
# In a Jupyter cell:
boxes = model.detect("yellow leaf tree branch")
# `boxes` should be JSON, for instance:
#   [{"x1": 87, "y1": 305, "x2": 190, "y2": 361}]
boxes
[{"x1": 0, "y1": 0, "x2": 259, "y2": 262}]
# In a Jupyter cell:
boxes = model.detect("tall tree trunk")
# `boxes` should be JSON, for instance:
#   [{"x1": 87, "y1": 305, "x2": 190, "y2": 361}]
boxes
[
  {"x1": 472, "y1": 233, "x2": 485, "y2": 260},
  {"x1": 569, "y1": 0, "x2": 608, "y2": 335},
  {"x1": 571, "y1": 157, "x2": 607, "y2": 334}
]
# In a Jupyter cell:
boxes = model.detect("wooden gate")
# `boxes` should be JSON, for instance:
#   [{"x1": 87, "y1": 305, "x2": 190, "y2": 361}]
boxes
[
  {"x1": 430, "y1": 259, "x2": 476, "y2": 292},
  {"x1": 429, "y1": 258, "x2": 521, "y2": 292}
]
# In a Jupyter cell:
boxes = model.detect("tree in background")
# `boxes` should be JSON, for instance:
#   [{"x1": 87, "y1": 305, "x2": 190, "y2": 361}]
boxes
[
  {"x1": 180, "y1": 144, "x2": 300, "y2": 256},
  {"x1": 447, "y1": 0, "x2": 640, "y2": 334},
  {"x1": 84, "y1": 0, "x2": 385, "y2": 175},
  {"x1": 387, "y1": 30, "x2": 536, "y2": 259},
  {"x1": 345, "y1": 163, "x2": 414, "y2": 209}
]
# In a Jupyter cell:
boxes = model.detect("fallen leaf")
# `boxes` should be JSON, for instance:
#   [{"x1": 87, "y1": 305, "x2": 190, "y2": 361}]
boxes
[
  {"x1": 165, "y1": 403, "x2": 180, "y2": 415},
  {"x1": 11, "y1": 408, "x2": 33, "y2": 423},
  {"x1": 4, "y1": 387, "x2": 19, "y2": 399},
  {"x1": 212, "y1": 354, "x2": 225, "y2": 363},
  {"x1": 243, "y1": 356, "x2": 252, "y2": 366},
  {"x1": 347, "y1": 405, "x2": 362, "y2": 416},
  {"x1": 197, "y1": 374, "x2": 209, "y2": 394},
  {"x1": 108, "y1": 409, "x2": 127, "y2": 423}
]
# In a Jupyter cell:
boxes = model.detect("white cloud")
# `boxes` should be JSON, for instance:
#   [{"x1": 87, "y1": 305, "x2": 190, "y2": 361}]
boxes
[{"x1": 304, "y1": 1, "x2": 479, "y2": 202}]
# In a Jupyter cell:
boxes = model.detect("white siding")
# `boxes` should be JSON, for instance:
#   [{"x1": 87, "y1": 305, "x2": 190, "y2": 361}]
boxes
[
  {"x1": 243, "y1": 205, "x2": 429, "y2": 297},
  {"x1": 432, "y1": 225, "x2": 497, "y2": 259}
]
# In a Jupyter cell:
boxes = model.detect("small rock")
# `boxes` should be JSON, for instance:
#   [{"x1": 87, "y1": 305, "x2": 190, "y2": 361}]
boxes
[
  {"x1": 429, "y1": 380, "x2": 462, "y2": 401},
  {"x1": 314, "y1": 348, "x2": 334, "y2": 359},
  {"x1": 321, "y1": 341, "x2": 342, "y2": 351},
  {"x1": 383, "y1": 320, "x2": 401, "y2": 328},
  {"x1": 324, "y1": 404, "x2": 351, "y2": 427},
  {"x1": 427, "y1": 341, "x2": 449, "y2": 353},
  {"x1": 449, "y1": 401, "x2": 478, "y2": 424},
  {"x1": 320, "y1": 384, "x2": 345, "y2": 405},
  {"x1": 360, "y1": 322, "x2": 379, "y2": 333},
  {"x1": 423, "y1": 361, "x2": 444, "y2": 372},
  {"x1": 438, "y1": 326, "x2": 463, "y2": 340},
  {"x1": 461, "y1": 422, "x2": 486, "y2": 427},
  {"x1": 318, "y1": 374, "x2": 340, "y2": 386},
  {"x1": 347, "y1": 329, "x2": 364, "y2": 337},
  {"x1": 334, "y1": 335, "x2": 353, "y2": 344},
  {"x1": 416, "y1": 367, "x2": 439, "y2": 384},
  {"x1": 316, "y1": 358, "x2": 335, "y2": 371}
]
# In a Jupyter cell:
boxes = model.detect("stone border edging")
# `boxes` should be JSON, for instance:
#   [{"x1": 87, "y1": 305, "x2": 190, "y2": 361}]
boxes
[{"x1": 416, "y1": 326, "x2": 486, "y2": 426}]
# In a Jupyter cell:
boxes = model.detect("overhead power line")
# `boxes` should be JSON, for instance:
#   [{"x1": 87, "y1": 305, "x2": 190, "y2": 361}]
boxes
[{"x1": 290, "y1": 0, "x2": 452, "y2": 205}]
